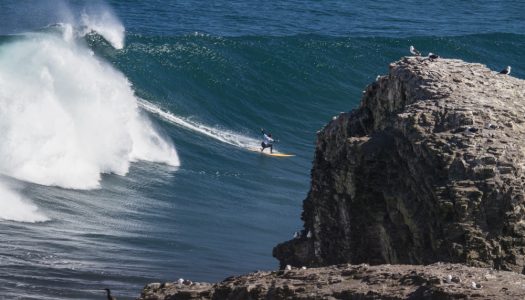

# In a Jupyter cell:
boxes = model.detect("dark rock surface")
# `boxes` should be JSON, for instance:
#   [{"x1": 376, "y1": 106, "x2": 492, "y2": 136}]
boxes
[
  {"x1": 138, "y1": 263, "x2": 525, "y2": 299},
  {"x1": 274, "y1": 57, "x2": 525, "y2": 273}
]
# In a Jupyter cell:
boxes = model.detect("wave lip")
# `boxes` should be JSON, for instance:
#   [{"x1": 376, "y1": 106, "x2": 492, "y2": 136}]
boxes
[
  {"x1": 80, "y1": 11, "x2": 125, "y2": 49},
  {"x1": 0, "y1": 33, "x2": 179, "y2": 190}
]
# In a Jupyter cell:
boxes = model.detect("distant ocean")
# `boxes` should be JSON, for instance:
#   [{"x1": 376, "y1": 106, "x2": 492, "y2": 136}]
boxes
[{"x1": 0, "y1": 1, "x2": 523, "y2": 298}]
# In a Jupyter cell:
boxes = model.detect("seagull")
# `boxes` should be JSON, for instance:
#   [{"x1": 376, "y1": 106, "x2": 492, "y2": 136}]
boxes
[
  {"x1": 428, "y1": 52, "x2": 440, "y2": 61},
  {"x1": 499, "y1": 66, "x2": 511, "y2": 75},
  {"x1": 285, "y1": 264, "x2": 292, "y2": 271},
  {"x1": 103, "y1": 288, "x2": 117, "y2": 300},
  {"x1": 293, "y1": 231, "x2": 300, "y2": 239},
  {"x1": 177, "y1": 278, "x2": 184, "y2": 285},
  {"x1": 409, "y1": 45, "x2": 421, "y2": 56},
  {"x1": 306, "y1": 230, "x2": 312, "y2": 238}
]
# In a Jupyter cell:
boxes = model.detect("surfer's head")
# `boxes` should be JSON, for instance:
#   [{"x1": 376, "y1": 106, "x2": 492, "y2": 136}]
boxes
[{"x1": 268, "y1": 133, "x2": 272, "y2": 137}]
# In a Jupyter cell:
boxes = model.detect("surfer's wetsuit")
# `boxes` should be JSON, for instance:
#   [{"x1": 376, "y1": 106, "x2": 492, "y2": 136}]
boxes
[{"x1": 261, "y1": 129, "x2": 274, "y2": 153}]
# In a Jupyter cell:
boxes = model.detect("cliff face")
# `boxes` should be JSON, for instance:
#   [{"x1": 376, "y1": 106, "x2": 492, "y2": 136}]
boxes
[{"x1": 274, "y1": 57, "x2": 525, "y2": 273}]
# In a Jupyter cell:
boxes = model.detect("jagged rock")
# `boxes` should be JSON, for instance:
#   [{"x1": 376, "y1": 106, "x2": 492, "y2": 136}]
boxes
[
  {"x1": 137, "y1": 263, "x2": 525, "y2": 299},
  {"x1": 273, "y1": 57, "x2": 525, "y2": 273}
]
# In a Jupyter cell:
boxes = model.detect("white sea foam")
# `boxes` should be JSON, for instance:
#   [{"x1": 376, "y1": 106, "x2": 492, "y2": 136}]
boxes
[
  {"x1": 138, "y1": 99, "x2": 261, "y2": 149},
  {"x1": 0, "y1": 33, "x2": 179, "y2": 190},
  {"x1": 79, "y1": 11, "x2": 125, "y2": 49},
  {"x1": 0, "y1": 4, "x2": 148, "y2": 222},
  {"x1": 0, "y1": 182, "x2": 48, "y2": 223}
]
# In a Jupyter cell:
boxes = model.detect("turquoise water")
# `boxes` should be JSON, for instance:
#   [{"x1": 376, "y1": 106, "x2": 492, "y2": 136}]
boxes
[{"x1": 0, "y1": 1, "x2": 523, "y2": 299}]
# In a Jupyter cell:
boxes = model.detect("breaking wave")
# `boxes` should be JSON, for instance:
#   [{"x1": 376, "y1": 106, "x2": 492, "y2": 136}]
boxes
[{"x1": 0, "y1": 13, "x2": 178, "y2": 221}]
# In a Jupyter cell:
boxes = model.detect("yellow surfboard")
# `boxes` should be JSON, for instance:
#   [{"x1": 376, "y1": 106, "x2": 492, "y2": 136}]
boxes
[{"x1": 248, "y1": 147, "x2": 295, "y2": 157}]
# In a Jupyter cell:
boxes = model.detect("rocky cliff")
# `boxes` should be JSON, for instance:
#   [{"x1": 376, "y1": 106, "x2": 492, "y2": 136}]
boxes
[{"x1": 274, "y1": 57, "x2": 525, "y2": 273}]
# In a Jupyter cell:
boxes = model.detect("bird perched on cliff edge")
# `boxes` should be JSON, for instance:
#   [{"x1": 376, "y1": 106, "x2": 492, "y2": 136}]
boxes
[
  {"x1": 409, "y1": 45, "x2": 421, "y2": 56},
  {"x1": 103, "y1": 288, "x2": 117, "y2": 300},
  {"x1": 499, "y1": 66, "x2": 511, "y2": 75}
]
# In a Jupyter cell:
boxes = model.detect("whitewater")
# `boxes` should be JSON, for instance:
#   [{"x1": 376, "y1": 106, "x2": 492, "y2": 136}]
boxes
[
  {"x1": 0, "y1": 20, "x2": 178, "y2": 222},
  {"x1": 138, "y1": 99, "x2": 261, "y2": 150}
]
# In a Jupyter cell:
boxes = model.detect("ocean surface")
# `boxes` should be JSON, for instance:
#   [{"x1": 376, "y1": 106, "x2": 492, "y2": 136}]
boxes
[{"x1": 0, "y1": 1, "x2": 523, "y2": 299}]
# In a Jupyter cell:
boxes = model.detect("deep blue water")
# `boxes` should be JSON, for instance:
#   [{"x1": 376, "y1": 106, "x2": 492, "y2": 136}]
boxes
[{"x1": 0, "y1": 1, "x2": 523, "y2": 299}]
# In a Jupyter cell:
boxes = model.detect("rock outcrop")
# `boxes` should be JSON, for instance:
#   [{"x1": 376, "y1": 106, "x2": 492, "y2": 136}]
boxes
[
  {"x1": 274, "y1": 57, "x2": 525, "y2": 273},
  {"x1": 138, "y1": 263, "x2": 525, "y2": 299}
]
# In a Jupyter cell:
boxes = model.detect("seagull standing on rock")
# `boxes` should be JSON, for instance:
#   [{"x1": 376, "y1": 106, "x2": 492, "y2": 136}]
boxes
[
  {"x1": 409, "y1": 45, "x2": 421, "y2": 56},
  {"x1": 499, "y1": 66, "x2": 511, "y2": 75}
]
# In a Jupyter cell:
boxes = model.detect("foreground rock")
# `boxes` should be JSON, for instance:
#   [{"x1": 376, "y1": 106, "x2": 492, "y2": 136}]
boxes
[
  {"x1": 274, "y1": 57, "x2": 525, "y2": 273},
  {"x1": 138, "y1": 263, "x2": 525, "y2": 299}
]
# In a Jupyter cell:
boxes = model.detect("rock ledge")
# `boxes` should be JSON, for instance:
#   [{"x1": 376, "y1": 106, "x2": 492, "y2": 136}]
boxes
[{"x1": 138, "y1": 263, "x2": 525, "y2": 299}]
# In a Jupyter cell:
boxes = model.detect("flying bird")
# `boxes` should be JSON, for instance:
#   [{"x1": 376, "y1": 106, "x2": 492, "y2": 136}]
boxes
[
  {"x1": 499, "y1": 66, "x2": 511, "y2": 75},
  {"x1": 409, "y1": 45, "x2": 421, "y2": 56}
]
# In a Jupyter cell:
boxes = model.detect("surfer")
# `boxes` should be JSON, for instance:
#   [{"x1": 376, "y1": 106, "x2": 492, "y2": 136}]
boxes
[{"x1": 260, "y1": 128, "x2": 275, "y2": 153}]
